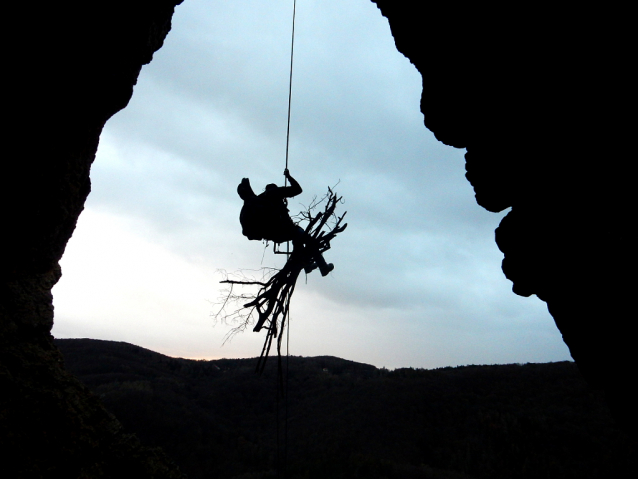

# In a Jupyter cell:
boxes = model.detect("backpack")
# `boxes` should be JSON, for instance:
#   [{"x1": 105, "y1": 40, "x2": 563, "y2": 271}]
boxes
[
  {"x1": 238, "y1": 178, "x2": 294, "y2": 243},
  {"x1": 240, "y1": 197, "x2": 268, "y2": 241}
]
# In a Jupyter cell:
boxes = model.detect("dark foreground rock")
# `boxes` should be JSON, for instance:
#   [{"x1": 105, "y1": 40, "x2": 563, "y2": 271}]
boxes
[
  {"x1": 2, "y1": 1, "x2": 636, "y2": 476},
  {"x1": 2, "y1": 2, "x2": 185, "y2": 477},
  {"x1": 372, "y1": 1, "x2": 636, "y2": 433}
]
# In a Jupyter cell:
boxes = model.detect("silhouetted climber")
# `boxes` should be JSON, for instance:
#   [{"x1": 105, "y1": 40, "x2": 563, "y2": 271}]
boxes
[
  {"x1": 222, "y1": 180, "x2": 346, "y2": 369},
  {"x1": 237, "y1": 169, "x2": 334, "y2": 276}
]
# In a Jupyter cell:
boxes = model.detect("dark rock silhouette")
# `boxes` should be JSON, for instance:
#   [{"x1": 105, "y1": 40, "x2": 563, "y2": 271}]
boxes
[
  {"x1": 1, "y1": 1, "x2": 634, "y2": 475},
  {"x1": 2, "y1": 1, "x2": 185, "y2": 477},
  {"x1": 372, "y1": 1, "x2": 635, "y2": 432}
]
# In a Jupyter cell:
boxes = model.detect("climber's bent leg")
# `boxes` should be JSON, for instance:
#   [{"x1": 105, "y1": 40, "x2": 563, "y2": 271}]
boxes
[
  {"x1": 313, "y1": 252, "x2": 334, "y2": 276},
  {"x1": 291, "y1": 227, "x2": 333, "y2": 276}
]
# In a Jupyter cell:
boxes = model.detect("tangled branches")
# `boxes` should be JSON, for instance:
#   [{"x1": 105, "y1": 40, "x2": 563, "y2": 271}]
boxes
[{"x1": 213, "y1": 188, "x2": 347, "y2": 373}]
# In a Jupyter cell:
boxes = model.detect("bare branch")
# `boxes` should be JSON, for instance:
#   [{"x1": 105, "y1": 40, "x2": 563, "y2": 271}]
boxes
[
  {"x1": 211, "y1": 189, "x2": 347, "y2": 372},
  {"x1": 220, "y1": 280, "x2": 268, "y2": 286}
]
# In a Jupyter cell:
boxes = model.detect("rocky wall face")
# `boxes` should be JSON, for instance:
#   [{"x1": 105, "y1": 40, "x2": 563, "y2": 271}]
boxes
[
  {"x1": 1, "y1": 2, "x2": 186, "y2": 476},
  {"x1": 1, "y1": 1, "x2": 634, "y2": 473},
  {"x1": 4, "y1": 0, "x2": 183, "y2": 308},
  {"x1": 373, "y1": 1, "x2": 635, "y2": 432}
]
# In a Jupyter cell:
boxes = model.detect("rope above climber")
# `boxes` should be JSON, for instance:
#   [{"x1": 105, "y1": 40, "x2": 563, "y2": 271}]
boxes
[{"x1": 238, "y1": 169, "x2": 334, "y2": 276}]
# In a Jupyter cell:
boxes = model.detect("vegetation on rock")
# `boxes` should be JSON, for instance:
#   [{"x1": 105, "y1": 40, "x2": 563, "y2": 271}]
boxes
[{"x1": 57, "y1": 338, "x2": 636, "y2": 479}]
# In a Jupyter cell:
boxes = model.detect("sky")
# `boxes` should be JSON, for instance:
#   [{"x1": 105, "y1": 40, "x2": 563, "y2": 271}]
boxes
[{"x1": 51, "y1": 0, "x2": 571, "y2": 369}]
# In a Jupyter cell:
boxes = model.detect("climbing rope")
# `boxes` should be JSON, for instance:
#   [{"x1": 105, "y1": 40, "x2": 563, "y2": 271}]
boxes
[
  {"x1": 274, "y1": 0, "x2": 296, "y2": 260},
  {"x1": 284, "y1": 0, "x2": 297, "y2": 183},
  {"x1": 280, "y1": 2, "x2": 296, "y2": 477}
]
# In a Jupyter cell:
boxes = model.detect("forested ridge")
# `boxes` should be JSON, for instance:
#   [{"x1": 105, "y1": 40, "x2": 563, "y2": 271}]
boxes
[{"x1": 56, "y1": 338, "x2": 636, "y2": 479}]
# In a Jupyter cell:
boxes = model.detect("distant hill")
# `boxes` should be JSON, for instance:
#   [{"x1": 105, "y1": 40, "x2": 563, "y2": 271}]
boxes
[{"x1": 55, "y1": 338, "x2": 636, "y2": 479}]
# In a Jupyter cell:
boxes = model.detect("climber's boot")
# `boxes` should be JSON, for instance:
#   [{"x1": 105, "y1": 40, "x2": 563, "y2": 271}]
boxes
[{"x1": 319, "y1": 263, "x2": 334, "y2": 277}]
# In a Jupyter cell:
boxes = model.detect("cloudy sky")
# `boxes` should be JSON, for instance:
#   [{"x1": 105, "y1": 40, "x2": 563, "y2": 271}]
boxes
[{"x1": 51, "y1": 0, "x2": 571, "y2": 369}]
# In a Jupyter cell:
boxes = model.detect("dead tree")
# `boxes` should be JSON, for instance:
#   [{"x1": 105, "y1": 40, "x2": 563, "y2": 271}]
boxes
[{"x1": 214, "y1": 188, "x2": 347, "y2": 373}]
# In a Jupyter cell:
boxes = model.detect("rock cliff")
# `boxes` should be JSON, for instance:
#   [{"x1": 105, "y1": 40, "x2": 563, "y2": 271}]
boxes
[
  {"x1": 373, "y1": 1, "x2": 635, "y2": 432},
  {"x1": 1, "y1": 2, "x2": 634, "y2": 475},
  {"x1": 1, "y1": 1, "x2": 185, "y2": 477}
]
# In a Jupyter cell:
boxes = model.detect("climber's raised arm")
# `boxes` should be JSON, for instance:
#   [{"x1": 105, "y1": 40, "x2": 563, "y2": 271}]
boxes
[{"x1": 282, "y1": 168, "x2": 302, "y2": 198}]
